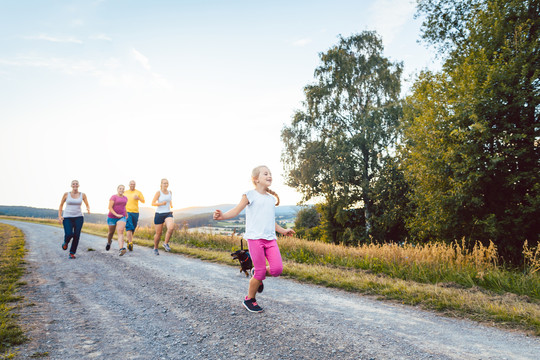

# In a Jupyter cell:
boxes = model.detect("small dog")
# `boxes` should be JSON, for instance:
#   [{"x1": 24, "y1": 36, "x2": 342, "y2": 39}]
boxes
[{"x1": 231, "y1": 237, "x2": 253, "y2": 277}]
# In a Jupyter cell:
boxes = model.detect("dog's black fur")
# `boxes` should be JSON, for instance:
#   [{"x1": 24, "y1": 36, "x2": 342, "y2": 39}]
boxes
[{"x1": 231, "y1": 237, "x2": 253, "y2": 277}]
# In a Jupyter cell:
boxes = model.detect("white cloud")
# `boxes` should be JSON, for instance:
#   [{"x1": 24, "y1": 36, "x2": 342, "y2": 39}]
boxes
[
  {"x1": 89, "y1": 33, "x2": 112, "y2": 41},
  {"x1": 368, "y1": 0, "x2": 416, "y2": 43},
  {"x1": 130, "y1": 48, "x2": 171, "y2": 88},
  {"x1": 0, "y1": 54, "x2": 170, "y2": 89},
  {"x1": 24, "y1": 34, "x2": 83, "y2": 44},
  {"x1": 131, "y1": 48, "x2": 152, "y2": 71},
  {"x1": 292, "y1": 38, "x2": 312, "y2": 47}
]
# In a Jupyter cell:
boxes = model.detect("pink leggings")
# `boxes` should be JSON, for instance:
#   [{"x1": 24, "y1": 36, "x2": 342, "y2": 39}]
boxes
[{"x1": 247, "y1": 239, "x2": 283, "y2": 281}]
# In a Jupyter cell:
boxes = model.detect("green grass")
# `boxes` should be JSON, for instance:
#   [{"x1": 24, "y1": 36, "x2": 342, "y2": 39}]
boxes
[
  {"x1": 125, "y1": 225, "x2": 540, "y2": 335},
  {"x1": 2, "y1": 216, "x2": 539, "y2": 335},
  {"x1": 0, "y1": 223, "x2": 27, "y2": 359}
]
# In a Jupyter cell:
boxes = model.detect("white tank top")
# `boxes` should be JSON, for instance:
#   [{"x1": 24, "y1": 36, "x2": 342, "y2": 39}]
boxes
[
  {"x1": 64, "y1": 192, "x2": 83, "y2": 218},
  {"x1": 156, "y1": 190, "x2": 172, "y2": 213}
]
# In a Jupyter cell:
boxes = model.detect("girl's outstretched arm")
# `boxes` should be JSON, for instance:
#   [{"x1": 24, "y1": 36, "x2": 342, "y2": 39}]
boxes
[
  {"x1": 214, "y1": 195, "x2": 249, "y2": 220},
  {"x1": 276, "y1": 223, "x2": 295, "y2": 236}
]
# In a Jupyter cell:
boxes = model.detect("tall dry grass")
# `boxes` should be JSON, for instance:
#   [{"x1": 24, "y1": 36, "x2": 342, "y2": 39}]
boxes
[
  {"x1": 2, "y1": 216, "x2": 539, "y2": 334},
  {"x1": 2, "y1": 216, "x2": 539, "y2": 299}
]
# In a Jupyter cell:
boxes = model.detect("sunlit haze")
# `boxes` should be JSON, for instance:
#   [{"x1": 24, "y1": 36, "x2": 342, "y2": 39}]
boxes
[{"x1": 0, "y1": 0, "x2": 440, "y2": 214}]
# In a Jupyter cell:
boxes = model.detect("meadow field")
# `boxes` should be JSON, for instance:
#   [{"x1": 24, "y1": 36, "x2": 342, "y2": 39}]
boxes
[{"x1": 2, "y1": 216, "x2": 539, "y2": 336}]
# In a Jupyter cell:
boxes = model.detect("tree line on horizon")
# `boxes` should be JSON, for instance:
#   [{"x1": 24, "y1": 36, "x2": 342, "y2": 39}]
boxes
[
  {"x1": 283, "y1": 0, "x2": 539, "y2": 264},
  {"x1": 0, "y1": 206, "x2": 218, "y2": 230}
]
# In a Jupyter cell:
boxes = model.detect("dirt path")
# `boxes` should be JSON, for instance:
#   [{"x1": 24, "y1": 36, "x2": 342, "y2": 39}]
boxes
[{"x1": 3, "y1": 219, "x2": 539, "y2": 360}]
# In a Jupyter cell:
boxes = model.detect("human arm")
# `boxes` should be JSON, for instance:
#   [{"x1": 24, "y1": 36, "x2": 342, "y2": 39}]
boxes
[
  {"x1": 151, "y1": 192, "x2": 166, "y2": 206},
  {"x1": 108, "y1": 198, "x2": 123, "y2": 218},
  {"x1": 83, "y1": 193, "x2": 90, "y2": 214},
  {"x1": 136, "y1": 191, "x2": 145, "y2": 204},
  {"x1": 276, "y1": 223, "x2": 295, "y2": 236},
  {"x1": 58, "y1": 193, "x2": 67, "y2": 223},
  {"x1": 213, "y1": 195, "x2": 249, "y2": 220}
]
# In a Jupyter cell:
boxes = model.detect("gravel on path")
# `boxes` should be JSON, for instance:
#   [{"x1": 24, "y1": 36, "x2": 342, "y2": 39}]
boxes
[{"x1": 3, "y1": 219, "x2": 539, "y2": 360}]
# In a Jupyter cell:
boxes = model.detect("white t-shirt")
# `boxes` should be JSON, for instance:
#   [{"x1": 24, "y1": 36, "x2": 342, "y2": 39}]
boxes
[{"x1": 243, "y1": 189, "x2": 276, "y2": 241}]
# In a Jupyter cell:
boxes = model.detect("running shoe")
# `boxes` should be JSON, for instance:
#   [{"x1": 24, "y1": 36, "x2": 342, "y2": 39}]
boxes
[
  {"x1": 69, "y1": 253, "x2": 76, "y2": 259},
  {"x1": 243, "y1": 297, "x2": 263, "y2": 313},
  {"x1": 128, "y1": 242, "x2": 133, "y2": 251},
  {"x1": 62, "y1": 242, "x2": 68, "y2": 251},
  {"x1": 106, "y1": 241, "x2": 111, "y2": 251},
  {"x1": 119, "y1": 248, "x2": 127, "y2": 256},
  {"x1": 163, "y1": 243, "x2": 171, "y2": 252},
  {"x1": 154, "y1": 248, "x2": 159, "y2": 256}
]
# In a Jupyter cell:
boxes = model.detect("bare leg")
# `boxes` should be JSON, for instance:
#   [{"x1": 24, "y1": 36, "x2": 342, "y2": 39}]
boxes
[
  {"x1": 126, "y1": 230, "x2": 133, "y2": 244},
  {"x1": 164, "y1": 217, "x2": 174, "y2": 244},
  {"x1": 154, "y1": 224, "x2": 163, "y2": 249},
  {"x1": 248, "y1": 277, "x2": 262, "y2": 299},
  {"x1": 107, "y1": 225, "x2": 116, "y2": 244},
  {"x1": 117, "y1": 221, "x2": 126, "y2": 249}
]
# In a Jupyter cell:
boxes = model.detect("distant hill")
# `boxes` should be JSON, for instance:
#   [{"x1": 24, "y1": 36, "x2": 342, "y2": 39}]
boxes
[
  {"x1": 0, "y1": 206, "x2": 107, "y2": 224},
  {"x1": 170, "y1": 204, "x2": 302, "y2": 218},
  {"x1": 0, "y1": 204, "x2": 302, "y2": 227}
]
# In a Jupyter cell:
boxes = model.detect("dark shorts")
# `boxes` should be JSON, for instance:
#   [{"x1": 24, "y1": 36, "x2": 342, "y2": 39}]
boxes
[
  {"x1": 154, "y1": 212, "x2": 173, "y2": 225},
  {"x1": 126, "y1": 212, "x2": 139, "y2": 232}
]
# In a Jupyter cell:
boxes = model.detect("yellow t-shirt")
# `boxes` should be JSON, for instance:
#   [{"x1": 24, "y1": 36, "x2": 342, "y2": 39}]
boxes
[{"x1": 124, "y1": 189, "x2": 145, "y2": 213}]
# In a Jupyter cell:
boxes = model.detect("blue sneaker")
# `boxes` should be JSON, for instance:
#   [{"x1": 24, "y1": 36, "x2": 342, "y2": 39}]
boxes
[
  {"x1": 163, "y1": 243, "x2": 171, "y2": 252},
  {"x1": 243, "y1": 297, "x2": 263, "y2": 313},
  {"x1": 154, "y1": 248, "x2": 159, "y2": 256}
]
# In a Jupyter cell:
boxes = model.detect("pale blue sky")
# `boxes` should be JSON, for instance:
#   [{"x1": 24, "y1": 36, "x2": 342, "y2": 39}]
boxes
[{"x1": 0, "y1": 0, "x2": 439, "y2": 214}]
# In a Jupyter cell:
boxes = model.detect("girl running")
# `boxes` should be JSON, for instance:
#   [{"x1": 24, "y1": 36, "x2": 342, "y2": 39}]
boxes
[
  {"x1": 106, "y1": 185, "x2": 128, "y2": 256},
  {"x1": 152, "y1": 178, "x2": 174, "y2": 255},
  {"x1": 213, "y1": 165, "x2": 295, "y2": 312},
  {"x1": 58, "y1": 180, "x2": 90, "y2": 259}
]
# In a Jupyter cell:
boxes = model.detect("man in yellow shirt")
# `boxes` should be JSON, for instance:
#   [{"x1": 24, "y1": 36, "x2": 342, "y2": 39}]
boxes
[{"x1": 124, "y1": 180, "x2": 145, "y2": 251}]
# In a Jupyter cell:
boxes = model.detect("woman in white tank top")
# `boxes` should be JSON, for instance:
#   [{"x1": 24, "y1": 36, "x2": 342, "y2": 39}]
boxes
[
  {"x1": 58, "y1": 180, "x2": 90, "y2": 259},
  {"x1": 151, "y1": 178, "x2": 175, "y2": 255}
]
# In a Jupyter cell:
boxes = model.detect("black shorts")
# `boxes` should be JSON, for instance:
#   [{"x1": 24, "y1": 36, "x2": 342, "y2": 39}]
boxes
[{"x1": 154, "y1": 212, "x2": 173, "y2": 225}]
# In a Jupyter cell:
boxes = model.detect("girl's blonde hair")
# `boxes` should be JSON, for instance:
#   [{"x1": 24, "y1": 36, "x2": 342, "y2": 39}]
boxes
[{"x1": 251, "y1": 165, "x2": 280, "y2": 206}]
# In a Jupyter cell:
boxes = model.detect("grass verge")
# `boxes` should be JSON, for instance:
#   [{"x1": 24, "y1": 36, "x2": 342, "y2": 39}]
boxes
[
  {"x1": 2, "y1": 216, "x2": 539, "y2": 335},
  {"x1": 0, "y1": 223, "x2": 27, "y2": 359}
]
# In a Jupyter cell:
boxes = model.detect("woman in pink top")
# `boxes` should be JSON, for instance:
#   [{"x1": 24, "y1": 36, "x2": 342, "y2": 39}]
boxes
[{"x1": 106, "y1": 184, "x2": 128, "y2": 256}]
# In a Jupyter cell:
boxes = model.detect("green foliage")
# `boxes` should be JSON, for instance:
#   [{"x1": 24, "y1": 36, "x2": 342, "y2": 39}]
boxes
[
  {"x1": 0, "y1": 224, "x2": 27, "y2": 356},
  {"x1": 281, "y1": 31, "x2": 403, "y2": 242},
  {"x1": 370, "y1": 155, "x2": 411, "y2": 243},
  {"x1": 404, "y1": 0, "x2": 540, "y2": 261},
  {"x1": 293, "y1": 207, "x2": 322, "y2": 240}
]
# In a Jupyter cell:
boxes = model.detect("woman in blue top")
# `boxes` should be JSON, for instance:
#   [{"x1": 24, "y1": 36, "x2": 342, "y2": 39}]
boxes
[{"x1": 214, "y1": 166, "x2": 295, "y2": 313}]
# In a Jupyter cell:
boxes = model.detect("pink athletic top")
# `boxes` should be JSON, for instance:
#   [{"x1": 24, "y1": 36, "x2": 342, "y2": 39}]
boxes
[{"x1": 108, "y1": 195, "x2": 128, "y2": 218}]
